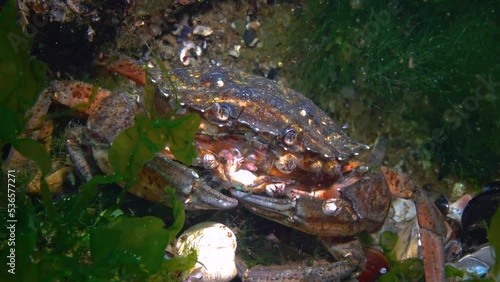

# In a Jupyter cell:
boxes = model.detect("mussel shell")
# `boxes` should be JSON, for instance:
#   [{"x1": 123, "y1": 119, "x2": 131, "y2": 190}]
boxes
[
  {"x1": 358, "y1": 247, "x2": 390, "y2": 282},
  {"x1": 434, "y1": 194, "x2": 450, "y2": 216},
  {"x1": 461, "y1": 181, "x2": 500, "y2": 246},
  {"x1": 452, "y1": 244, "x2": 495, "y2": 278}
]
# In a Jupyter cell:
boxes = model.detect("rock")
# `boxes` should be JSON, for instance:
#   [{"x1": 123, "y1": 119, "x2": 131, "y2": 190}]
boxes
[
  {"x1": 193, "y1": 25, "x2": 213, "y2": 37},
  {"x1": 243, "y1": 29, "x2": 259, "y2": 48}
]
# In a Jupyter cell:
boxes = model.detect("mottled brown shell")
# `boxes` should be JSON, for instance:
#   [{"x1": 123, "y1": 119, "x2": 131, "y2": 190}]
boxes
[{"x1": 151, "y1": 66, "x2": 368, "y2": 161}]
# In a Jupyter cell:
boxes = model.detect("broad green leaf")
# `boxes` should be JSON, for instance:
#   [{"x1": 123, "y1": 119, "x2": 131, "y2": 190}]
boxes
[
  {"x1": 161, "y1": 251, "x2": 197, "y2": 271},
  {"x1": 12, "y1": 138, "x2": 51, "y2": 176},
  {"x1": 108, "y1": 114, "x2": 170, "y2": 181},
  {"x1": 379, "y1": 230, "x2": 399, "y2": 254},
  {"x1": 0, "y1": 105, "x2": 22, "y2": 143},
  {"x1": 164, "y1": 187, "x2": 186, "y2": 244},
  {"x1": 90, "y1": 216, "x2": 171, "y2": 275},
  {"x1": 0, "y1": 1, "x2": 46, "y2": 122},
  {"x1": 108, "y1": 113, "x2": 200, "y2": 181},
  {"x1": 378, "y1": 258, "x2": 423, "y2": 282},
  {"x1": 162, "y1": 113, "x2": 201, "y2": 166},
  {"x1": 445, "y1": 264, "x2": 465, "y2": 279}
]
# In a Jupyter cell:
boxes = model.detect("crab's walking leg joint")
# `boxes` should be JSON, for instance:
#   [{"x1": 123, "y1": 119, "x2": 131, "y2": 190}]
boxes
[{"x1": 382, "y1": 167, "x2": 447, "y2": 281}]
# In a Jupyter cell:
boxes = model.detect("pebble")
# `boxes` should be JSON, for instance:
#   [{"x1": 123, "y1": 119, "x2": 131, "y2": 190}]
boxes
[
  {"x1": 243, "y1": 29, "x2": 259, "y2": 47},
  {"x1": 391, "y1": 198, "x2": 416, "y2": 223},
  {"x1": 193, "y1": 25, "x2": 213, "y2": 37},
  {"x1": 227, "y1": 45, "x2": 241, "y2": 58}
]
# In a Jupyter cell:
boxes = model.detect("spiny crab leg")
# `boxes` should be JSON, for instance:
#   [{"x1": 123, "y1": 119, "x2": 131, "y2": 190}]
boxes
[{"x1": 6, "y1": 81, "x2": 112, "y2": 169}]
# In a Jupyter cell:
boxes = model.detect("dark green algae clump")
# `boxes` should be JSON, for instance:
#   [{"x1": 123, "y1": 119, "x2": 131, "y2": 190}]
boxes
[{"x1": 285, "y1": 0, "x2": 499, "y2": 185}]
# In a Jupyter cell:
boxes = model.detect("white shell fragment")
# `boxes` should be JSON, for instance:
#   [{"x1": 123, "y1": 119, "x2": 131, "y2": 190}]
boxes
[
  {"x1": 391, "y1": 197, "x2": 416, "y2": 223},
  {"x1": 175, "y1": 222, "x2": 237, "y2": 282},
  {"x1": 180, "y1": 41, "x2": 196, "y2": 66},
  {"x1": 447, "y1": 193, "x2": 472, "y2": 221},
  {"x1": 228, "y1": 45, "x2": 241, "y2": 58},
  {"x1": 449, "y1": 244, "x2": 496, "y2": 278},
  {"x1": 193, "y1": 25, "x2": 213, "y2": 37}
]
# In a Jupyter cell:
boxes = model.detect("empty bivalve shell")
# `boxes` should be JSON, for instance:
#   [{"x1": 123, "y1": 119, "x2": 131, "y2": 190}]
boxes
[{"x1": 175, "y1": 222, "x2": 237, "y2": 282}]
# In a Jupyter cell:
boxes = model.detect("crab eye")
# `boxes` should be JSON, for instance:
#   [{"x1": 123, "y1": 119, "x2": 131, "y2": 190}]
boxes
[
  {"x1": 283, "y1": 129, "x2": 298, "y2": 145},
  {"x1": 212, "y1": 102, "x2": 230, "y2": 121},
  {"x1": 232, "y1": 148, "x2": 242, "y2": 158}
]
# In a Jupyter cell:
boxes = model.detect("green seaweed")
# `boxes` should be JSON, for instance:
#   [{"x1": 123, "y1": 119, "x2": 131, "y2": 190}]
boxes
[
  {"x1": 287, "y1": 0, "x2": 499, "y2": 183},
  {"x1": 0, "y1": 1, "x2": 50, "y2": 174},
  {"x1": 0, "y1": 2, "x2": 199, "y2": 280},
  {"x1": 0, "y1": 0, "x2": 55, "y2": 218},
  {"x1": 109, "y1": 113, "x2": 200, "y2": 183},
  {"x1": 0, "y1": 2, "x2": 47, "y2": 122}
]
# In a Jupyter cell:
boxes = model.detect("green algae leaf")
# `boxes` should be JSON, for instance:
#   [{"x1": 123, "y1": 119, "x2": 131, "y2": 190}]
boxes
[
  {"x1": 161, "y1": 250, "x2": 197, "y2": 272},
  {"x1": 108, "y1": 114, "x2": 170, "y2": 182},
  {"x1": 12, "y1": 138, "x2": 51, "y2": 176},
  {"x1": 0, "y1": 1, "x2": 47, "y2": 122},
  {"x1": 379, "y1": 231, "x2": 398, "y2": 254},
  {"x1": 158, "y1": 113, "x2": 201, "y2": 166},
  {"x1": 378, "y1": 258, "x2": 424, "y2": 282},
  {"x1": 445, "y1": 264, "x2": 465, "y2": 279},
  {"x1": 0, "y1": 106, "x2": 22, "y2": 143},
  {"x1": 90, "y1": 216, "x2": 170, "y2": 275},
  {"x1": 108, "y1": 113, "x2": 200, "y2": 182},
  {"x1": 148, "y1": 251, "x2": 197, "y2": 282},
  {"x1": 164, "y1": 187, "x2": 185, "y2": 244}
]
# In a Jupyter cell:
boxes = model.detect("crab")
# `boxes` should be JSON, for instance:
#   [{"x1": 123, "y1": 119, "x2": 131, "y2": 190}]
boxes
[{"x1": 9, "y1": 55, "x2": 448, "y2": 281}]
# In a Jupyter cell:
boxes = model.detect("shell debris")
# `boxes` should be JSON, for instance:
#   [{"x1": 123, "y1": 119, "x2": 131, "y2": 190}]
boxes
[{"x1": 174, "y1": 222, "x2": 237, "y2": 282}]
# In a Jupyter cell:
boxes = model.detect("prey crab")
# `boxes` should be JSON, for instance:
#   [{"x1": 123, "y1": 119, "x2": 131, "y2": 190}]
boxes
[{"x1": 9, "y1": 55, "x2": 448, "y2": 281}]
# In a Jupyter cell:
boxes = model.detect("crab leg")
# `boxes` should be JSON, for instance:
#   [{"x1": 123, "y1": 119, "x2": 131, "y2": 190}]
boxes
[
  {"x1": 6, "y1": 81, "x2": 112, "y2": 169},
  {"x1": 240, "y1": 256, "x2": 359, "y2": 282},
  {"x1": 382, "y1": 167, "x2": 447, "y2": 281}
]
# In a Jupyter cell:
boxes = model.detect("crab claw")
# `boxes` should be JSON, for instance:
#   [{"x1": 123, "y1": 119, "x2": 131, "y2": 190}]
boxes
[
  {"x1": 230, "y1": 172, "x2": 391, "y2": 237},
  {"x1": 142, "y1": 155, "x2": 239, "y2": 210},
  {"x1": 229, "y1": 188, "x2": 356, "y2": 236}
]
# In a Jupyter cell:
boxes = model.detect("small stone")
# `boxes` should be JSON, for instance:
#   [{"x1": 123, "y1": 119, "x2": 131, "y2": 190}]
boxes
[
  {"x1": 231, "y1": 19, "x2": 246, "y2": 35},
  {"x1": 193, "y1": 25, "x2": 213, "y2": 37},
  {"x1": 227, "y1": 45, "x2": 241, "y2": 58},
  {"x1": 246, "y1": 20, "x2": 261, "y2": 30},
  {"x1": 172, "y1": 25, "x2": 192, "y2": 40},
  {"x1": 243, "y1": 29, "x2": 259, "y2": 47},
  {"x1": 452, "y1": 182, "x2": 466, "y2": 200}
]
